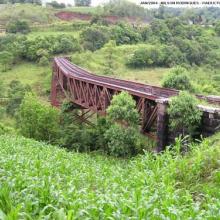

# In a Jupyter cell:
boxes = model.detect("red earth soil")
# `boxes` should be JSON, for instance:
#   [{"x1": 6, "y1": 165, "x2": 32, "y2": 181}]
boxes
[{"x1": 55, "y1": 11, "x2": 147, "y2": 24}]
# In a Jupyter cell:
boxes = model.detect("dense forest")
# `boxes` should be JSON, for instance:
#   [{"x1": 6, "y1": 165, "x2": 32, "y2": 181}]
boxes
[{"x1": 0, "y1": 1, "x2": 220, "y2": 218}]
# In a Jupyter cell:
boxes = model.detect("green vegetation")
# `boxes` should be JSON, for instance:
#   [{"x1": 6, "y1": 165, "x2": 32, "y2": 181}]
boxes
[
  {"x1": 0, "y1": 51, "x2": 13, "y2": 71},
  {"x1": 105, "y1": 92, "x2": 143, "y2": 157},
  {"x1": 74, "y1": 0, "x2": 91, "y2": 7},
  {"x1": 6, "y1": 20, "x2": 30, "y2": 34},
  {"x1": 46, "y1": 1, "x2": 66, "y2": 9},
  {"x1": 6, "y1": 80, "x2": 31, "y2": 116},
  {"x1": 81, "y1": 25, "x2": 110, "y2": 51},
  {"x1": 0, "y1": 134, "x2": 220, "y2": 218},
  {"x1": 0, "y1": 4, "x2": 55, "y2": 25},
  {"x1": 0, "y1": 3, "x2": 220, "y2": 218},
  {"x1": 162, "y1": 66, "x2": 193, "y2": 91},
  {"x1": 215, "y1": 21, "x2": 220, "y2": 36},
  {"x1": 168, "y1": 91, "x2": 202, "y2": 137},
  {"x1": 103, "y1": 0, "x2": 148, "y2": 18},
  {"x1": 17, "y1": 93, "x2": 59, "y2": 143}
]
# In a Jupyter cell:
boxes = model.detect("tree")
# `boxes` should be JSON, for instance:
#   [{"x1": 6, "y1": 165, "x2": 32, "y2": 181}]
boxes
[
  {"x1": 215, "y1": 21, "x2": 220, "y2": 36},
  {"x1": 74, "y1": 0, "x2": 91, "y2": 6},
  {"x1": 162, "y1": 67, "x2": 194, "y2": 91},
  {"x1": 39, "y1": 56, "x2": 49, "y2": 66},
  {"x1": 102, "y1": 40, "x2": 117, "y2": 75},
  {"x1": 104, "y1": 92, "x2": 143, "y2": 157},
  {"x1": 107, "y1": 91, "x2": 139, "y2": 127},
  {"x1": 111, "y1": 23, "x2": 142, "y2": 45},
  {"x1": 0, "y1": 51, "x2": 14, "y2": 71},
  {"x1": 168, "y1": 91, "x2": 202, "y2": 137},
  {"x1": 6, "y1": 20, "x2": 30, "y2": 34},
  {"x1": 103, "y1": 0, "x2": 146, "y2": 18},
  {"x1": 17, "y1": 93, "x2": 59, "y2": 143},
  {"x1": 81, "y1": 26, "x2": 110, "y2": 51},
  {"x1": 126, "y1": 46, "x2": 164, "y2": 68},
  {"x1": 150, "y1": 19, "x2": 172, "y2": 43},
  {"x1": 53, "y1": 37, "x2": 79, "y2": 54},
  {"x1": 47, "y1": 1, "x2": 65, "y2": 8},
  {"x1": 6, "y1": 80, "x2": 31, "y2": 116}
]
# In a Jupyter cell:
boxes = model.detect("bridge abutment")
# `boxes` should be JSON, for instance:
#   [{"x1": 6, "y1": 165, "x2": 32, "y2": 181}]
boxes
[
  {"x1": 198, "y1": 105, "x2": 220, "y2": 137},
  {"x1": 155, "y1": 99, "x2": 220, "y2": 152}
]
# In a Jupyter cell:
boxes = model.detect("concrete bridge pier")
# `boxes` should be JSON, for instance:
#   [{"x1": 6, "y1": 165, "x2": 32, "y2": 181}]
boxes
[{"x1": 156, "y1": 98, "x2": 169, "y2": 152}]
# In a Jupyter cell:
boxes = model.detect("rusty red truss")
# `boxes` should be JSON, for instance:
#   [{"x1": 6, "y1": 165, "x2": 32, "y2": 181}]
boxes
[{"x1": 51, "y1": 57, "x2": 220, "y2": 150}]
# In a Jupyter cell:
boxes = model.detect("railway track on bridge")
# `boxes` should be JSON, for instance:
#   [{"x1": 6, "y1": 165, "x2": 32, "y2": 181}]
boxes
[{"x1": 54, "y1": 57, "x2": 220, "y2": 105}]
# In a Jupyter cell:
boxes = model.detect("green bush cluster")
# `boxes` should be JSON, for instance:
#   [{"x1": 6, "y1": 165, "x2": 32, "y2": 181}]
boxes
[
  {"x1": 6, "y1": 80, "x2": 31, "y2": 116},
  {"x1": 0, "y1": 123, "x2": 14, "y2": 135},
  {"x1": 17, "y1": 93, "x2": 60, "y2": 143},
  {"x1": 0, "y1": 34, "x2": 81, "y2": 67},
  {"x1": 127, "y1": 45, "x2": 185, "y2": 68},
  {"x1": 80, "y1": 25, "x2": 110, "y2": 51},
  {"x1": 162, "y1": 66, "x2": 194, "y2": 91},
  {"x1": 56, "y1": 92, "x2": 145, "y2": 157},
  {"x1": 81, "y1": 18, "x2": 218, "y2": 67},
  {"x1": 6, "y1": 20, "x2": 30, "y2": 34},
  {"x1": 168, "y1": 91, "x2": 202, "y2": 137}
]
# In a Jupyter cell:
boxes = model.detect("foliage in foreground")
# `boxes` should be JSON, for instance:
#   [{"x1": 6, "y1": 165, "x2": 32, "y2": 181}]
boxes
[
  {"x1": 0, "y1": 134, "x2": 220, "y2": 218},
  {"x1": 17, "y1": 93, "x2": 59, "y2": 143},
  {"x1": 168, "y1": 91, "x2": 202, "y2": 137}
]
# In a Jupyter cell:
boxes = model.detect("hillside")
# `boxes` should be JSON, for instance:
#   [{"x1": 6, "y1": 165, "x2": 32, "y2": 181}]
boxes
[
  {"x1": 0, "y1": 4, "x2": 56, "y2": 26},
  {"x1": 0, "y1": 134, "x2": 220, "y2": 218}
]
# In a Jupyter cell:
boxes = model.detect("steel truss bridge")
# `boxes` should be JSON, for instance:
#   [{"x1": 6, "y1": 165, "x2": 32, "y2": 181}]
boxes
[{"x1": 51, "y1": 57, "x2": 220, "y2": 151}]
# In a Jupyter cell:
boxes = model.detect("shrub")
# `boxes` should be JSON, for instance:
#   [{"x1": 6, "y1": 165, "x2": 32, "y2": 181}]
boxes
[
  {"x1": 103, "y1": 0, "x2": 146, "y2": 18},
  {"x1": 150, "y1": 19, "x2": 172, "y2": 43},
  {"x1": 81, "y1": 26, "x2": 110, "y2": 51},
  {"x1": 162, "y1": 45, "x2": 186, "y2": 67},
  {"x1": 105, "y1": 92, "x2": 142, "y2": 157},
  {"x1": 168, "y1": 91, "x2": 202, "y2": 137},
  {"x1": 162, "y1": 67, "x2": 194, "y2": 91},
  {"x1": 111, "y1": 23, "x2": 142, "y2": 45},
  {"x1": 53, "y1": 36, "x2": 80, "y2": 54},
  {"x1": 0, "y1": 51, "x2": 14, "y2": 71},
  {"x1": 47, "y1": 1, "x2": 66, "y2": 8},
  {"x1": 6, "y1": 80, "x2": 31, "y2": 116},
  {"x1": 74, "y1": 0, "x2": 91, "y2": 6},
  {"x1": 126, "y1": 46, "x2": 164, "y2": 67},
  {"x1": 0, "y1": 123, "x2": 14, "y2": 135},
  {"x1": 104, "y1": 124, "x2": 139, "y2": 157},
  {"x1": 107, "y1": 91, "x2": 139, "y2": 126},
  {"x1": 24, "y1": 35, "x2": 80, "y2": 62},
  {"x1": 17, "y1": 93, "x2": 60, "y2": 143},
  {"x1": 215, "y1": 21, "x2": 220, "y2": 36},
  {"x1": 102, "y1": 40, "x2": 117, "y2": 75},
  {"x1": 38, "y1": 56, "x2": 49, "y2": 66},
  {"x1": 6, "y1": 20, "x2": 30, "y2": 34}
]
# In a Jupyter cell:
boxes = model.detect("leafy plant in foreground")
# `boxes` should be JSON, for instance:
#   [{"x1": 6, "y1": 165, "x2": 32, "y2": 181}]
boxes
[
  {"x1": 17, "y1": 93, "x2": 59, "y2": 143},
  {"x1": 168, "y1": 91, "x2": 202, "y2": 137}
]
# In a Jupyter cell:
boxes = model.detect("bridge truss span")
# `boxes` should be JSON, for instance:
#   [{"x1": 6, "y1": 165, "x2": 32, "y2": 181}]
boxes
[{"x1": 51, "y1": 57, "x2": 220, "y2": 151}]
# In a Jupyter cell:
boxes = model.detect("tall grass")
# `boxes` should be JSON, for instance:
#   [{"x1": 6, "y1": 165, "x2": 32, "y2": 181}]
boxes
[{"x1": 0, "y1": 134, "x2": 220, "y2": 218}]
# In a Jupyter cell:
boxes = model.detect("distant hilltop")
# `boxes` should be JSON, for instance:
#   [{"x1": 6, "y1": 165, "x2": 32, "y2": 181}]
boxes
[{"x1": 55, "y1": 11, "x2": 151, "y2": 24}]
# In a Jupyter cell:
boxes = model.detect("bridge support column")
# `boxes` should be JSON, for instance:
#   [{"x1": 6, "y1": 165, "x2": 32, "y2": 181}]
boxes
[
  {"x1": 156, "y1": 98, "x2": 169, "y2": 152},
  {"x1": 51, "y1": 72, "x2": 60, "y2": 107}
]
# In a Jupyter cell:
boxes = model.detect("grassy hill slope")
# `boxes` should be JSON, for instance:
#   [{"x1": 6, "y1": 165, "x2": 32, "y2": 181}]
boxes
[
  {"x1": 0, "y1": 134, "x2": 220, "y2": 218},
  {"x1": 0, "y1": 4, "x2": 56, "y2": 26}
]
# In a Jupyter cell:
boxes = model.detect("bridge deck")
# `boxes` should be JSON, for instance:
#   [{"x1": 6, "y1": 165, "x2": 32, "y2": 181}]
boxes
[{"x1": 54, "y1": 57, "x2": 179, "y2": 101}]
